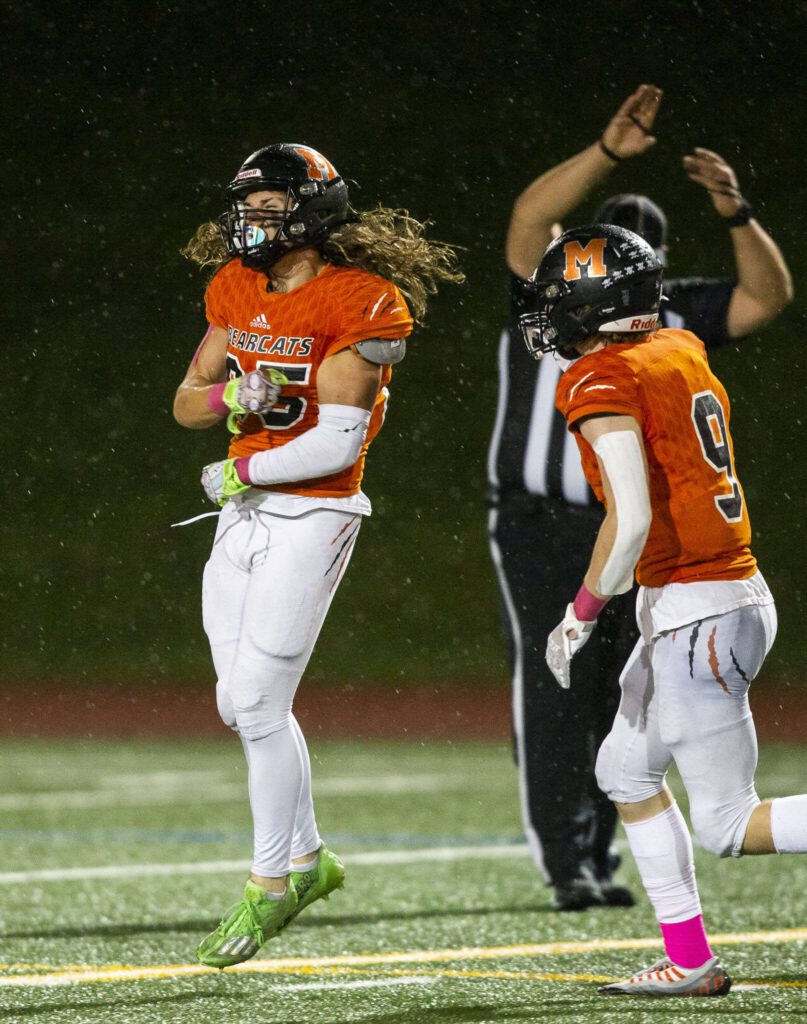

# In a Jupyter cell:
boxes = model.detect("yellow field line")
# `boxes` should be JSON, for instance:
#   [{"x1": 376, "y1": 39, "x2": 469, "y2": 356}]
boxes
[
  {"x1": 301, "y1": 965, "x2": 616, "y2": 984},
  {"x1": 1, "y1": 927, "x2": 806, "y2": 988}
]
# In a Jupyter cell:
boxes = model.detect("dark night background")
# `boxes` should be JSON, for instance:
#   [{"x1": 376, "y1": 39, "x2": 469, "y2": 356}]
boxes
[{"x1": 3, "y1": 1, "x2": 805, "y2": 700}]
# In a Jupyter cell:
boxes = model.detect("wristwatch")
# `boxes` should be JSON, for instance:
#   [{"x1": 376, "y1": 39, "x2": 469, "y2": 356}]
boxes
[{"x1": 723, "y1": 200, "x2": 755, "y2": 228}]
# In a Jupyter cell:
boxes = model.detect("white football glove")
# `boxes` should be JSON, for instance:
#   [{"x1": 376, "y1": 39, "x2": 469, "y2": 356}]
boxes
[
  {"x1": 223, "y1": 368, "x2": 287, "y2": 433},
  {"x1": 201, "y1": 458, "x2": 249, "y2": 507},
  {"x1": 234, "y1": 368, "x2": 286, "y2": 414},
  {"x1": 545, "y1": 603, "x2": 597, "y2": 690}
]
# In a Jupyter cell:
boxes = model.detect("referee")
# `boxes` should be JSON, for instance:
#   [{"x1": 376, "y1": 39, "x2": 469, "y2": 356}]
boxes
[{"x1": 488, "y1": 84, "x2": 793, "y2": 910}]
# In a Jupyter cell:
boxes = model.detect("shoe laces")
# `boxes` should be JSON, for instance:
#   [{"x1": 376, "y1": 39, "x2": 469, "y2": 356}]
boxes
[
  {"x1": 221, "y1": 897, "x2": 265, "y2": 949},
  {"x1": 632, "y1": 958, "x2": 674, "y2": 983},
  {"x1": 245, "y1": 899, "x2": 266, "y2": 948}
]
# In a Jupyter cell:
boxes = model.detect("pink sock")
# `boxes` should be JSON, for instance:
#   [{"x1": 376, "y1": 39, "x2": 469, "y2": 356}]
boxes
[{"x1": 659, "y1": 914, "x2": 713, "y2": 968}]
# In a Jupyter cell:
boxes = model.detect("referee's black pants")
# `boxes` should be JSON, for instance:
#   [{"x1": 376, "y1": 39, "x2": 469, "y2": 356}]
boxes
[{"x1": 489, "y1": 491, "x2": 638, "y2": 888}]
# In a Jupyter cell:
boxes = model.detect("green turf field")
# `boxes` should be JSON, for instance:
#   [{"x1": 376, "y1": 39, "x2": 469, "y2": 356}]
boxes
[{"x1": 0, "y1": 738, "x2": 805, "y2": 1022}]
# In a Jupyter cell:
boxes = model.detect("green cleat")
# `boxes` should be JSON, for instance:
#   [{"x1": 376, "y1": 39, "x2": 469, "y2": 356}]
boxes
[
  {"x1": 197, "y1": 879, "x2": 298, "y2": 969},
  {"x1": 284, "y1": 846, "x2": 346, "y2": 927}
]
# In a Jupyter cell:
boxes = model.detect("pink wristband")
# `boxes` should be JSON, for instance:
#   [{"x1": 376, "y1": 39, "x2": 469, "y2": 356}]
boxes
[
  {"x1": 206, "y1": 383, "x2": 229, "y2": 419},
  {"x1": 573, "y1": 583, "x2": 609, "y2": 622},
  {"x1": 234, "y1": 457, "x2": 252, "y2": 485}
]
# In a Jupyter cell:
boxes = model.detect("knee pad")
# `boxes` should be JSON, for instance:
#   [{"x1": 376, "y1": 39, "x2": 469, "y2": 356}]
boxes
[
  {"x1": 229, "y1": 652, "x2": 302, "y2": 741},
  {"x1": 595, "y1": 733, "x2": 666, "y2": 805},
  {"x1": 216, "y1": 681, "x2": 237, "y2": 730},
  {"x1": 690, "y1": 793, "x2": 761, "y2": 858},
  {"x1": 595, "y1": 736, "x2": 618, "y2": 798}
]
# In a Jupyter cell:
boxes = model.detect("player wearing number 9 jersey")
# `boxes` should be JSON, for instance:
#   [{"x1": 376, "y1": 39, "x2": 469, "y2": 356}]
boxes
[
  {"x1": 174, "y1": 143, "x2": 463, "y2": 970},
  {"x1": 557, "y1": 327, "x2": 756, "y2": 588},
  {"x1": 520, "y1": 224, "x2": 807, "y2": 999}
]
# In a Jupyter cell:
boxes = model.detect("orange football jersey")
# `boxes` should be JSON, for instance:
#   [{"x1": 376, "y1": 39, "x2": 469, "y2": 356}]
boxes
[
  {"x1": 556, "y1": 329, "x2": 757, "y2": 587},
  {"x1": 205, "y1": 260, "x2": 413, "y2": 497}
]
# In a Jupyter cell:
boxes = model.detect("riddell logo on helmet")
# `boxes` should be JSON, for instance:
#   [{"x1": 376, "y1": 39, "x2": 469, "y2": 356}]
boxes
[
  {"x1": 236, "y1": 168, "x2": 262, "y2": 181},
  {"x1": 630, "y1": 316, "x2": 659, "y2": 330}
]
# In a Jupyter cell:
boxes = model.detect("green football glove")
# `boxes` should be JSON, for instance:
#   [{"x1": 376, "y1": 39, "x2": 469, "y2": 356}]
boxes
[
  {"x1": 201, "y1": 458, "x2": 250, "y2": 507},
  {"x1": 224, "y1": 368, "x2": 287, "y2": 433}
]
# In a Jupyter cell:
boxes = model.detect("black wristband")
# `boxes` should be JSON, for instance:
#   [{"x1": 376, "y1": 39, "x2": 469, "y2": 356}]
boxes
[
  {"x1": 723, "y1": 200, "x2": 755, "y2": 228},
  {"x1": 598, "y1": 140, "x2": 622, "y2": 163}
]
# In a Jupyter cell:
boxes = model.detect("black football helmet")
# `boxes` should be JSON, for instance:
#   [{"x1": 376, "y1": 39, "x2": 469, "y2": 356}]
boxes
[
  {"x1": 218, "y1": 144, "x2": 350, "y2": 269},
  {"x1": 519, "y1": 224, "x2": 663, "y2": 361}
]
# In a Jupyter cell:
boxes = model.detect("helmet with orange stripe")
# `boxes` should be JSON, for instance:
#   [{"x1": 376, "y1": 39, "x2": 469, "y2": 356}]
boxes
[{"x1": 219, "y1": 144, "x2": 351, "y2": 269}]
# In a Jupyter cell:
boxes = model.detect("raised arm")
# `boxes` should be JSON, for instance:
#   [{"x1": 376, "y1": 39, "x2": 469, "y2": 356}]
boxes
[
  {"x1": 506, "y1": 85, "x2": 663, "y2": 279},
  {"x1": 682, "y1": 147, "x2": 793, "y2": 337}
]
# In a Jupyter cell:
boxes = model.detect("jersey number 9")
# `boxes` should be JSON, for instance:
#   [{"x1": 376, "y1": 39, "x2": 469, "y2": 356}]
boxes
[{"x1": 691, "y1": 390, "x2": 744, "y2": 523}]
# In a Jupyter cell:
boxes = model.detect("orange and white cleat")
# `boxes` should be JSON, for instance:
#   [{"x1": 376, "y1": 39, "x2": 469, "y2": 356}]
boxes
[{"x1": 599, "y1": 955, "x2": 731, "y2": 997}]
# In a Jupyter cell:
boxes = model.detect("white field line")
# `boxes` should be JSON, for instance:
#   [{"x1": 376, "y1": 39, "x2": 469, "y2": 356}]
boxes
[
  {"x1": 0, "y1": 967, "x2": 438, "y2": 990},
  {"x1": 2, "y1": 930, "x2": 807, "y2": 989},
  {"x1": 103, "y1": 771, "x2": 229, "y2": 787},
  {"x1": 731, "y1": 983, "x2": 807, "y2": 991},
  {"x1": 0, "y1": 842, "x2": 529, "y2": 884},
  {"x1": 0, "y1": 773, "x2": 474, "y2": 812}
]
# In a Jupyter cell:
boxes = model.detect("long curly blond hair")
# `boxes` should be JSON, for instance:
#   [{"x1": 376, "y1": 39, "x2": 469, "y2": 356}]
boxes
[{"x1": 181, "y1": 206, "x2": 464, "y2": 322}]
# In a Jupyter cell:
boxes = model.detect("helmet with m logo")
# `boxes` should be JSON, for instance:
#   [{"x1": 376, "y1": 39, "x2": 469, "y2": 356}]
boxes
[
  {"x1": 519, "y1": 224, "x2": 663, "y2": 360},
  {"x1": 219, "y1": 144, "x2": 351, "y2": 270}
]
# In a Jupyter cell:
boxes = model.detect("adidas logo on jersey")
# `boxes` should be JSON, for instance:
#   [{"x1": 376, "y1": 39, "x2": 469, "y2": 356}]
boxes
[{"x1": 250, "y1": 313, "x2": 271, "y2": 329}]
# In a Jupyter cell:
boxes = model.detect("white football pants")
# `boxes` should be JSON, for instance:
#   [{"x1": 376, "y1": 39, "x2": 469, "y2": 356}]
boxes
[
  {"x1": 596, "y1": 602, "x2": 777, "y2": 858},
  {"x1": 202, "y1": 500, "x2": 361, "y2": 876}
]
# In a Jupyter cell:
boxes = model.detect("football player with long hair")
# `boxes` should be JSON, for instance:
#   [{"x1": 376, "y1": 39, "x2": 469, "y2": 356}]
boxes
[
  {"x1": 520, "y1": 223, "x2": 807, "y2": 997},
  {"x1": 174, "y1": 143, "x2": 462, "y2": 968}
]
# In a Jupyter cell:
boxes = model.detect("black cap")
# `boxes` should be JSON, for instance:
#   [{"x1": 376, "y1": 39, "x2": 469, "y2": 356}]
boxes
[{"x1": 593, "y1": 194, "x2": 668, "y2": 265}]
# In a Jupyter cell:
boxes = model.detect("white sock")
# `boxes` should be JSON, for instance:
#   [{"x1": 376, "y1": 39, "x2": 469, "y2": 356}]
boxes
[
  {"x1": 289, "y1": 715, "x2": 321, "y2": 859},
  {"x1": 262, "y1": 886, "x2": 288, "y2": 901},
  {"x1": 770, "y1": 795, "x2": 807, "y2": 853},
  {"x1": 243, "y1": 726, "x2": 304, "y2": 877},
  {"x1": 292, "y1": 851, "x2": 319, "y2": 872},
  {"x1": 622, "y1": 803, "x2": 702, "y2": 923}
]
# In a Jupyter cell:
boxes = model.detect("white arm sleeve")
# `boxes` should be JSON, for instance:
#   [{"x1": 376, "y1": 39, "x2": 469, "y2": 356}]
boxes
[
  {"x1": 246, "y1": 404, "x2": 371, "y2": 485},
  {"x1": 592, "y1": 430, "x2": 652, "y2": 595}
]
